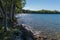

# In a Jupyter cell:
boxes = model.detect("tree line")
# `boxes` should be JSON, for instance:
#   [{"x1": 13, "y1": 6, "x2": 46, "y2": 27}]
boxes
[{"x1": 22, "y1": 9, "x2": 60, "y2": 14}]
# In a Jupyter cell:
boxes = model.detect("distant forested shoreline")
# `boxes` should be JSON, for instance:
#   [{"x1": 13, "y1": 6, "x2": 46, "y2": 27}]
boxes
[{"x1": 22, "y1": 9, "x2": 60, "y2": 14}]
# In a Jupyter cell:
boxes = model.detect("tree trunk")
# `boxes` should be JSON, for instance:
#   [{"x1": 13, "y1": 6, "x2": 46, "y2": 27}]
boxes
[
  {"x1": 0, "y1": 0, "x2": 8, "y2": 32},
  {"x1": 4, "y1": 0, "x2": 8, "y2": 32},
  {"x1": 10, "y1": 0, "x2": 15, "y2": 21}
]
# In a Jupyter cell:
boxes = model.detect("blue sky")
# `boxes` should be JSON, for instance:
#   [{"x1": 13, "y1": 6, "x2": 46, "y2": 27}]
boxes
[{"x1": 23, "y1": 0, "x2": 60, "y2": 11}]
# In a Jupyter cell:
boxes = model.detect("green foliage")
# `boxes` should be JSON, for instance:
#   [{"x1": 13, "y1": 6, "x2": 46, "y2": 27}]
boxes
[
  {"x1": 1, "y1": 0, "x2": 26, "y2": 13},
  {"x1": 0, "y1": 25, "x2": 20, "y2": 40},
  {"x1": 0, "y1": 0, "x2": 26, "y2": 36},
  {"x1": 0, "y1": 0, "x2": 26, "y2": 26}
]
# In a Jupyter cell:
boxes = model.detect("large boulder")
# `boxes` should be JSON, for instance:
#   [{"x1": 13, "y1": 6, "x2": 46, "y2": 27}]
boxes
[{"x1": 15, "y1": 24, "x2": 36, "y2": 40}]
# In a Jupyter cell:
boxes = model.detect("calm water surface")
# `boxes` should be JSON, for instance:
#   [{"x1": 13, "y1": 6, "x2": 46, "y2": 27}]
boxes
[{"x1": 16, "y1": 14, "x2": 60, "y2": 34}]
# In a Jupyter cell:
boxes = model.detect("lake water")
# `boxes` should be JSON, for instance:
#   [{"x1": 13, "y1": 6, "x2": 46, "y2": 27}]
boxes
[{"x1": 16, "y1": 14, "x2": 60, "y2": 35}]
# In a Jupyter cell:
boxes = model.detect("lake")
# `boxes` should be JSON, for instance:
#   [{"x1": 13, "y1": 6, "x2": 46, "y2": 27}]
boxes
[{"x1": 16, "y1": 14, "x2": 60, "y2": 35}]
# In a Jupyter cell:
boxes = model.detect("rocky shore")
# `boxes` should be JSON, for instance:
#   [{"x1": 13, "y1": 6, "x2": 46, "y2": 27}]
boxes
[{"x1": 13, "y1": 24, "x2": 58, "y2": 40}]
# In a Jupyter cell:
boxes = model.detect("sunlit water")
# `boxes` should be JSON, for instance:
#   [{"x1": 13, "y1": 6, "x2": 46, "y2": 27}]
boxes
[{"x1": 16, "y1": 14, "x2": 60, "y2": 35}]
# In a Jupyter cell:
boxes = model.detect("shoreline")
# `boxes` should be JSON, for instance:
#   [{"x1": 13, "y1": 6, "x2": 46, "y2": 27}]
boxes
[{"x1": 14, "y1": 24, "x2": 58, "y2": 40}]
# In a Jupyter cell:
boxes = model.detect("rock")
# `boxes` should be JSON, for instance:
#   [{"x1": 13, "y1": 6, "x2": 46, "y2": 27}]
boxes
[
  {"x1": 14, "y1": 24, "x2": 58, "y2": 40},
  {"x1": 14, "y1": 24, "x2": 36, "y2": 40}
]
